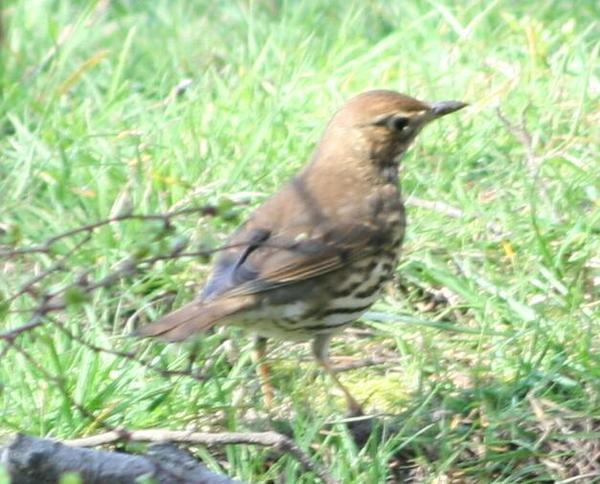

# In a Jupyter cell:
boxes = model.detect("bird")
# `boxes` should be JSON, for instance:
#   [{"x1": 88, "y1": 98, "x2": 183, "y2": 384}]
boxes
[{"x1": 135, "y1": 90, "x2": 467, "y2": 415}]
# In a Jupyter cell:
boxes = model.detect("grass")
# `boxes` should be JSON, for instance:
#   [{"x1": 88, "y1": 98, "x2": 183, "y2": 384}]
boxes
[{"x1": 1, "y1": 0, "x2": 599, "y2": 481}]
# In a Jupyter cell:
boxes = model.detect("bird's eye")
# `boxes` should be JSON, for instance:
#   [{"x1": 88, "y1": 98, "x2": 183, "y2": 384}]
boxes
[{"x1": 388, "y1": 116, "x2": 410, "y2": 131}]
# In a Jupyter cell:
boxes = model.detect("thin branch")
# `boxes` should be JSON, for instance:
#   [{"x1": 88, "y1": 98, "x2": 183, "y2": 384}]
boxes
[
  {"x1": 45, "y1": 315, "x2": 209, "y2": 382},
  {"x1": 0, "y1": 205, "x2": 218, "y2": 258},
  {"x1": 65, "y1": 428, "x2": 337, "y2": 484},
  {"x1": 0, "y1": 313, "x2": 45, "y2": 341},
  {"x1": 6, "y1": 232, "x2": 92, "y2": 304}
]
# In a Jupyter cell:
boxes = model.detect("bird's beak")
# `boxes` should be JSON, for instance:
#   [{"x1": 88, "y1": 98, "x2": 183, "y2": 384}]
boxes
[{"x1": 430, "y1": 100, "x2": 468, "y2": 117}]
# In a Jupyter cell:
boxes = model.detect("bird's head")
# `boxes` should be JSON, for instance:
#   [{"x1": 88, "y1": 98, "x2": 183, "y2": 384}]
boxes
[{"x1": 317, "y1": 90, "x2": 467, "y2": 179}]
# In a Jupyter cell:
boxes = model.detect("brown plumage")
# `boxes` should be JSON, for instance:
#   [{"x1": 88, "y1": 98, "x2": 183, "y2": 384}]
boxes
[{"x1": 136, "y1": 90, "x2": 467, "y2": 414}]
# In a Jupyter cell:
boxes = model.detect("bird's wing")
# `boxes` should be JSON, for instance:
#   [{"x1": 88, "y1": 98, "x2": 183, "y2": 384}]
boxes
[
  {"x1": 200, "y1": 173, "x2": 403, "y2": 302},
  {"x1": 201, "y1": 220, "x2": 384, "y2": 301},
  {"x1": 134, "y1": 222, "x2": 382, "y2": 342}
]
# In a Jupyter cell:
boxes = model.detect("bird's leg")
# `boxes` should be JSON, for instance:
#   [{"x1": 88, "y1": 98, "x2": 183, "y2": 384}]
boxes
[
  {"x1": 252, "y1": 335, "x2": 275, "y2": 407},
  {"x1": 312, "y1": 334, "x2": 364, "y2": 416}
]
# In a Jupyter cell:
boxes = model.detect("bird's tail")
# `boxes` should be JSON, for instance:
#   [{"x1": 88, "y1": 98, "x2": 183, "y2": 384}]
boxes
[{"x1": 134, "y1": 296, "x2": 253, "y2": 342}]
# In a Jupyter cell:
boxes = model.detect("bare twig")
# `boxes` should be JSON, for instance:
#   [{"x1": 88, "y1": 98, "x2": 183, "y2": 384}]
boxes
[
  {"x1": 0, "y1": 206, "x2": 217, "y2": 258},
  {"x1": 496, "y1": 106, "x2": 537, "y2": 167},
  {"x1": 45, "y1": 315, "x2": 209, "y2": 382},
  {"x1": 66, "y1": 428, "x2": 337, "y2": 484},
  {"x1": 0, "y1": 313, "x2": 45, "y2": 341},
  {"x1": 6, "y1": 232, "x2": 91, "y2": 304}
]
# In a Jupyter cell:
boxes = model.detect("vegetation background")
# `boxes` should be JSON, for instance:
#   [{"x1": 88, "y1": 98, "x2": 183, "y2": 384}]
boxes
[{"x1": 1, "y1": 0, "x2": 599, "y2": 481}]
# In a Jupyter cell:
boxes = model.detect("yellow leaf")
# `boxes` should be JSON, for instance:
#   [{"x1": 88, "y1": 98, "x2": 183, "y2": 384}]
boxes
[
  {"x1": 57, "y1": 49, "x2": 109, "y2": 96},
  {"x1": 71, "y1": 187, "x2": 97, "y2": 198},
  {"x1": 501, "y1": 240, "x2": 515, "y2": 261}
]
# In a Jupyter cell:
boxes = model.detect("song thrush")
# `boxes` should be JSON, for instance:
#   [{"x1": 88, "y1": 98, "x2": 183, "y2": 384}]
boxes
[{"x1": 136, "y1": 90, "x2": 467, "y2": 414}]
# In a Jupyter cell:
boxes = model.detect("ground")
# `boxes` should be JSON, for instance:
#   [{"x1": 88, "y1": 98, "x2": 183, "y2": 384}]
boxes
[{"x1": 1, "y1": 0, "x2": 599, "y2": 482}]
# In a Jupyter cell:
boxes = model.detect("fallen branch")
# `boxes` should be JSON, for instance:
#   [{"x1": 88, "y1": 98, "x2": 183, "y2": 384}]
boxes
[
  {"x1": 1, "y1": 434, "x2": 241, "y2": 484},
  {"x1": 65, "y1": 428, "x2": 337, "y2": 484}
]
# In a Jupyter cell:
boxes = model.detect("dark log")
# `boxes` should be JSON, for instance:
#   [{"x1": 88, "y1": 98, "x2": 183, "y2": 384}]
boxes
[{"x1": 1, "y1": 434, "x2": 242, "y2": 484}]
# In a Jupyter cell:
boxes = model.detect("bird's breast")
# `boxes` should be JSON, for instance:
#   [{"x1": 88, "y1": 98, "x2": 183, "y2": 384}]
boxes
[{"x1": 230, "y1": 248, "x2": 401, "y2": 341}]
